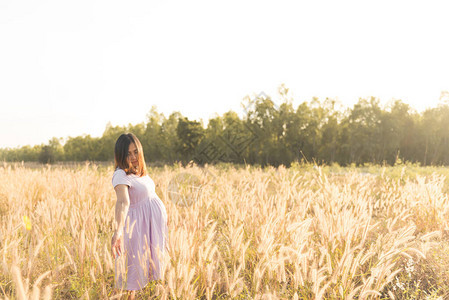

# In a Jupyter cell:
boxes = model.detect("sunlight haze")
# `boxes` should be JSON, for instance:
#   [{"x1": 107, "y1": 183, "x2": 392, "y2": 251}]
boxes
[{"x1": 1, "y1": 0, "x2": 448, "y2": 148}]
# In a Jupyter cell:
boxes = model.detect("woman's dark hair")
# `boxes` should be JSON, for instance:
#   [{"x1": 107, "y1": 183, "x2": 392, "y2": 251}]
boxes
[{"x1": 114, "y1": 133, "x2": 147, "y2": 176}]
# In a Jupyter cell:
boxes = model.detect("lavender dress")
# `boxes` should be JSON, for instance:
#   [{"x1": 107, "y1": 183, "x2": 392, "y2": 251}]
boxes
[{"x1": 112, "y1": 168, "x2": 168, "y2": 290}]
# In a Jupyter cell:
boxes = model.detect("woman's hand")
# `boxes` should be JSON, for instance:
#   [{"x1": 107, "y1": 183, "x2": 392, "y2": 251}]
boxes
[{"x1": 111, "y1": 231, "x2": 122, "y2": 259}]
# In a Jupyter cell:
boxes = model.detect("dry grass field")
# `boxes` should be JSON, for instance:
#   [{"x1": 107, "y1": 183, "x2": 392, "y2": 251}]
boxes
[{"x1": 1, "y1": 162, "x2": 449, "y2": 299}]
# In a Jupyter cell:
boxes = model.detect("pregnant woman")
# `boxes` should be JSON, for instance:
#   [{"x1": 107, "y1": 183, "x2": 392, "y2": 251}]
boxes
[{"x1": 111, "y1": 133, "x2": 168, "y2": 299}]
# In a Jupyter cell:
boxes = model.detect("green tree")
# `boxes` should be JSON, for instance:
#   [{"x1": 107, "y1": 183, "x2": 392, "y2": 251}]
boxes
[
  {"x1": 38, "y1": 137, "x2": 64, "y2": 163},
  {"x1": 378, "y1": 100, "x2": 414, "y2": 164},
  {"x1": 418, "y1": 104, "x2": 449, "y2": 165},
  {"x1": 160, "y1": 112, "x2": 183, "y2": 163},
  {"x1": 176, "y1": 117, "x2": 205, "y2": 164},
  {"x1": 343, "y1": 97, "x2": 383, "y2": 164},
  {"x1": 142, "y1": 106, "x2": 165, "y2": 163},
  {"x1": 97, "y1": 123, "x2": 127, "y2": 161},
  {"x1": 317, "y1": 98, "x2": 342, "y2": 164},
  {"x1": 63, "y1": 135, "x2": 99, "y2": 161}
]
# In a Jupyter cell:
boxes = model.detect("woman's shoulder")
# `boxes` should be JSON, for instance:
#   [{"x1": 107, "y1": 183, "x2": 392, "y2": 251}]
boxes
[
  {"x1": 113, "y1": 168, "x2": 129, "y2": 177},
  {"x1": 112, "y1": 168, "x2": 134, "y2": 188},
  {"x1": 113, "y1": 167, "x2": 148, "y2": 179},
  {"x1": 113, "y1": 167, "x2": 125, "y2": 173}
]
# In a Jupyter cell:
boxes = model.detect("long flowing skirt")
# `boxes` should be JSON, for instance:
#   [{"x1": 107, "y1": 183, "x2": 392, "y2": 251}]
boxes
[{"x1": 115, "y1": 195, "x2": 168, "y2": 290}]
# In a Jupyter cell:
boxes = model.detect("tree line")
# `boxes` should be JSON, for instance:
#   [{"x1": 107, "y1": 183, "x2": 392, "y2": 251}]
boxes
[{"x1": 2, "y1": 88, "x2": 449, "y2": 167}]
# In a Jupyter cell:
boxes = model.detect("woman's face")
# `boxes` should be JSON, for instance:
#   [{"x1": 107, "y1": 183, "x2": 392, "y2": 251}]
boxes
[{"x1": 127, "y1": 143, "x2": 139, "y2": 168}]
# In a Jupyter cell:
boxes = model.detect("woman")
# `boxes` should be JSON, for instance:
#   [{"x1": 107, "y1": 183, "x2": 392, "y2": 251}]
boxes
[{"x1": 111, "y1": 133, "x2": 168, "y2": 299}]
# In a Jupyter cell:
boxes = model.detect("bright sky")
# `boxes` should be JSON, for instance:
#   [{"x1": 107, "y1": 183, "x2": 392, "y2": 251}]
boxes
[{"x1": 1, "y1": 0, "x2": 449, "y2": 149}]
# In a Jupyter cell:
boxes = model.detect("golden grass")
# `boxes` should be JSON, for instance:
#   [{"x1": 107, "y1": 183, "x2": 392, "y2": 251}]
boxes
[{"x1": 0, "y1": 162, "x2": 448, "y2": 299}]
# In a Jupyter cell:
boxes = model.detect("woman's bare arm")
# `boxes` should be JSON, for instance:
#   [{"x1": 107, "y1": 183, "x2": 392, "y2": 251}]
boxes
[{"x1": 113, "y1": 184, "x2": 130, "y2": 238}]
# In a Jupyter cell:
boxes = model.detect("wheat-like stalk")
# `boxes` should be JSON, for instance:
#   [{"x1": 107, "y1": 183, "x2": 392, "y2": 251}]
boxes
[{"x1": 1, "y1": 163, "x2": 448, "y2": 298}]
